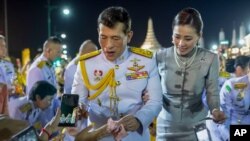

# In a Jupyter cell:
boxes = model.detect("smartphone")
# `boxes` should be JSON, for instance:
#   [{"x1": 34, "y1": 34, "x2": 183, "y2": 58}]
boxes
[
  {"x1": 58, "y1": 94, "x2": 79, "y2": 127},
  {"x1": 193, "y1": 122, "x2": 212, "y2": 141},
  {"x1": 10, "y1": 126, "x2": 38, "y2": 141}
]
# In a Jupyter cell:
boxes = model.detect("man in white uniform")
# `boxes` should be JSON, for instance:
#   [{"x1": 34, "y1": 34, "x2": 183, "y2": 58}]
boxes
[
  {"x1": 26, "y1": 36, "x2": 62, "y2": 127},
  {"x1": 63, "y1": 39, "x2": 98, "y2": 141},
  {"x1": 72, "y1": 6, "x2": 162, "y2": 141},
  {"x1": 64, "y1": 39, "x2": 98, "y2": 94}
]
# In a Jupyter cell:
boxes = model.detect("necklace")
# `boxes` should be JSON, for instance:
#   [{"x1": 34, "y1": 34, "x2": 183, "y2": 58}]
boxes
[{"x1": 174, "y1": 46, "x2": 197, "y2": 69}]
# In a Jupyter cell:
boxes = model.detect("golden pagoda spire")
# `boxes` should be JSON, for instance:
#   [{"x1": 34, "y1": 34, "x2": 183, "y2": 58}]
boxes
[{"x1": 141, "y1": 17, "x2": 162, "y2": 52}]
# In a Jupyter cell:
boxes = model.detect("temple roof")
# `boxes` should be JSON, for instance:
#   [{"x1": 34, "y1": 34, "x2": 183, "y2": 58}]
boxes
[{"x1": 141, "y1": 18, "x2": 162, "y2": 52}]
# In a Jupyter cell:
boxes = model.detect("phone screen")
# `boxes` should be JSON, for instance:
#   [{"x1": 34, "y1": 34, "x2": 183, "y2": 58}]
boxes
[
  {"x1": 194, "y1": 122, "x2": 211, "y2": 141},
  {"x1": 10, "y1": 126, "x2": 38, "y2": 141},
  {"x1": 58, "y1": 94, "x2": 79, "y2": 127}
]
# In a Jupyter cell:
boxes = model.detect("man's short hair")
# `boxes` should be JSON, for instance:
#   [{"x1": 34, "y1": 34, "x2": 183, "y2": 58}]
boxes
[
  {"x1": 29, "y1": 80, "x2": 56, "y2": 101},
  {"x1": 0, "y1": 35, "x2": 5, "y2": 40},
  {"x1": 78, "y1": 39, "x2": 98, "y2": 54},
  {"x1": 97, "y1": 6, "x2": 131, "y2": 34},
  {"x1": 43, "y1": 36, "x2": 62, "y2": 50}
]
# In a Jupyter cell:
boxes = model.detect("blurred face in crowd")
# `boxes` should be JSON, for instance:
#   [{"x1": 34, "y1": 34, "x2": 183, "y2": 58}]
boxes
[
  {"x1": 172, "y1": 25, "x2": 200, "y2": 56},
  {"x1": 98, "y1": 23, "x2": 133, "y2": 61},
  {"x1": 0, "y1": 39, "x2": 7, "y2": 58},
  {"x1": 235, "y1": 66, "x2": 248, "y2": 77},
  {"x1": 79, "y1": 41, "x2": 98, "y2": 56},
  {"x1": 36, "y1": 95, "x2": 54, "y2": 110},
  {"x1": 46, "y1": 42, "x2": 62, "y2": 62}
]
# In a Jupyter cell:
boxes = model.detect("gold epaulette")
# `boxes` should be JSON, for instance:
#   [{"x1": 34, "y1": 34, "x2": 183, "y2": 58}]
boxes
[
  {"x1": 33, "y1": 121, "x2": 42, "y2": 130},
  {"x1": 45, "y1": 62, "x2": 53, "y2": 68},
  {"x1": 79, "y1": 50, "x2": 101, "y2": 61},
  {"x1": 19, "y1": 103, "x2": 32, "y2": 113},
  {"x1": 234, "y1": 82, "x2": 247, "y2": 89},
  {"x1": 219, "y1": 71, "x2": 231, "y2": 78},
  {"x1": 37, "y1": 61, "x2": 46, "y2": 69},
  {"x1": 129, "y1": 47, "x2": 153, "y2": 58}
]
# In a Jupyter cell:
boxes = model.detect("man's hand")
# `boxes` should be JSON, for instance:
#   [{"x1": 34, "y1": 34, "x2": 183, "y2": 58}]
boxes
[
  {"x1": 107, "y1": 118, "x2": 120, "y2": 133},
  {"x1": 113, "y1": 124, "x2": 128, "y2": 141},
  {"x1": 212, "y1": 109, "x2": 226, "y2": 124},
  {"x1": 107, "y1": 118, "x2": 128, "y2": 140},
  {"x1": 75, "y1": 115, "x2": 141, "y2": 141}
]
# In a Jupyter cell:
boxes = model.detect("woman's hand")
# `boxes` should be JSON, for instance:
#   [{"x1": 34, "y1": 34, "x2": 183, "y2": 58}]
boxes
[{"x1": 212, "y1": 108, "x2": 226, "y2": 124}]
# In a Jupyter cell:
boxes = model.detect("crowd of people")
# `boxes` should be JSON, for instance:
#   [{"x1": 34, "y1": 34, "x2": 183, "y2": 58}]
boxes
[{"x1": 0, "y1": 6, "x2": 250, "y2": 141}]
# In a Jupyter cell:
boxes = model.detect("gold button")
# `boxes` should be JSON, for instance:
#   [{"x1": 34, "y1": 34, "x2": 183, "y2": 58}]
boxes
[
  {"x1": 116, "y1": 81, "x2": 121, "y2": 86},
  {"x1": 115, "y1": 65, "x2": 119, "y2": 69}
]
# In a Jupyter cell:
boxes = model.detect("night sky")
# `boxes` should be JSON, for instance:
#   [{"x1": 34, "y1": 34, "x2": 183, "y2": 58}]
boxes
[{"x1": 1, "y1": 0, "x2": 250, "y2": 60}]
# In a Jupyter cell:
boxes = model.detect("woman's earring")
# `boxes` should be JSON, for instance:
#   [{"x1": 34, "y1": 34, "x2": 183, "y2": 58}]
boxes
[
  {"x1": 196, "y1": 38, "x2": 200, "y2": 47},
  {"x1": 196, "y1": 42, "x2": 199, "y2": 47}
]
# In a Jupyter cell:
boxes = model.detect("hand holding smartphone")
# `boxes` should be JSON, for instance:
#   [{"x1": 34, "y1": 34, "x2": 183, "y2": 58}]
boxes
[
  {"x1": 58, "y1": 94, "x2": 79, "y2": 127},
  {"x1": 193, "y1": 122, "x2": 212, "y2": 141}
]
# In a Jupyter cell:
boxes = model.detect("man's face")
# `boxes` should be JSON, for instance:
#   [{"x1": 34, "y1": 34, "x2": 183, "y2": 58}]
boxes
[
  {"x1": 0, "y1": 39, "x2": 7, "y2": 58},
  {"x1": 98, "y1": 23, "x2": 133, "y2": 61},
  {"x1": 48, "y1": 42, "x2": 62, "y2": 62}
]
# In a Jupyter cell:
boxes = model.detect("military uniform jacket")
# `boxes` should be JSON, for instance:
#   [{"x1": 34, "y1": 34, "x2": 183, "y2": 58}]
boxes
[
  {"x1": 0, "y1": 59, "x2": 15, "y2": 89},
  {"x1": 26, "y1": 54, "x2": 57, "y2": 94},
  {"x1": 72, "y1": 47, "x2": 162, "y2": 141},
  {"x1": 156, "y1": 47, "x2": 219, "y2": 123},
  {"x1": 218, "y1": 75, "x2": 250, "y2": 140},
  {"x1": 220, "y1": 75, "x2": 250, "y2": 126},
  {"x1": 64, "y1": 57, "x2": 78, "y2": 94},
  {"x1": 8, "y1": 96, "x2": 41, "y2": 128}
]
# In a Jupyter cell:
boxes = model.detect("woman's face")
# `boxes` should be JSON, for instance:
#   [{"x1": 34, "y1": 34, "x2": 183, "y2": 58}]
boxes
[
  {"x1": 37, "y1": 95, "x2": 54, "y2": 110},
  {"x1": 172, "y1": 25, "x2": 200, "y2": 55}
]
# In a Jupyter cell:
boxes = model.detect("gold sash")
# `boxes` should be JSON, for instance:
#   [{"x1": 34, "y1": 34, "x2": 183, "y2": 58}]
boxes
[{"x1": 79, "y1": 60, "x2": 117, "y2": 100}]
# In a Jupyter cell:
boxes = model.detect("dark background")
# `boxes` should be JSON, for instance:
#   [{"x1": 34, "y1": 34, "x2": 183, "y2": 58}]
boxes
[{"x1": 1, "y1": 0, "x2": 250, "y2": 60}]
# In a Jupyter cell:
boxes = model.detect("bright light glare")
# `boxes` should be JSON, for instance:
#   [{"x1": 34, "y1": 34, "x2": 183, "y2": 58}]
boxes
[
  {"x1": 63, "y1": 8, "x2": 70, "y2": 15},
  {"x1": 63, "y1": 50, "x2": 67, "y2": 54},
  {"x1": 61, "y1": 33, "x2": 66, "y2": 39},
  {"x1": 239, "y1": 39, "x2": 245, "y2": 45},
  {"x1": 62, "y1": 44, "x2": 67, "y2": 49},
  {"x1": 212, "y1": 44, "x2": 218, "y2": 50}
]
